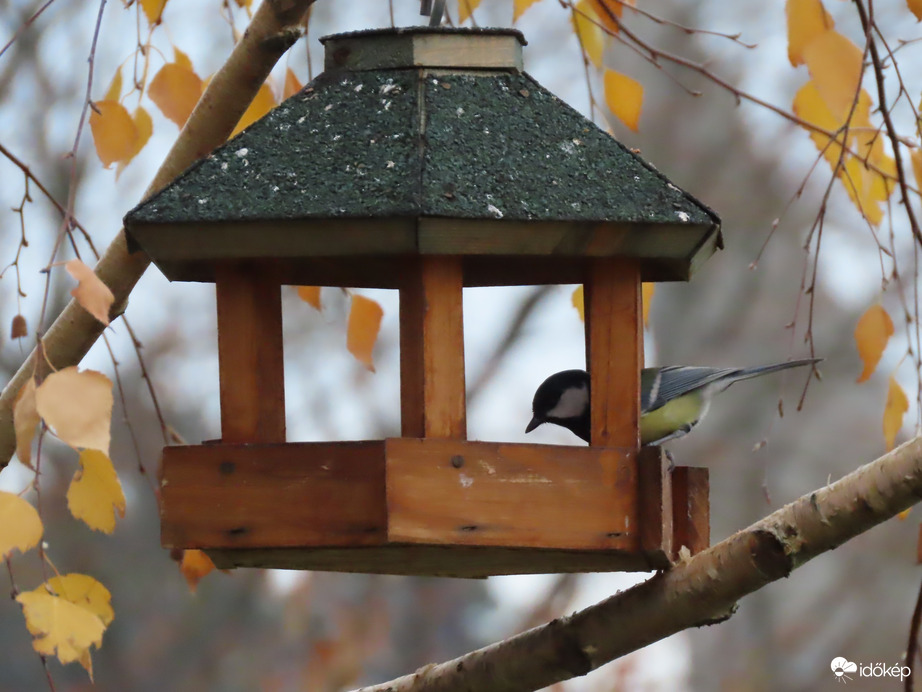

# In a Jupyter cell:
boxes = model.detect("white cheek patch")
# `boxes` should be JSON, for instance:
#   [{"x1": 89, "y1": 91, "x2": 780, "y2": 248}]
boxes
[{"x1": 546, "y1": 383, "x2": 589, "y2": 419}]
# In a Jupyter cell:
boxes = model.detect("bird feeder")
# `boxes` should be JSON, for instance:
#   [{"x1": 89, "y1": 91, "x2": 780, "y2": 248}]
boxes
[{"x1": 124, "y1": 27, "x2": 721, "y2": 577}]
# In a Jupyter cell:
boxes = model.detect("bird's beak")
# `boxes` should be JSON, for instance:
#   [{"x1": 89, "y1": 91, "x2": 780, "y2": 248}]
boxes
[{"x1": 525, "y1": 416, "x2": 542, "y2": 434}]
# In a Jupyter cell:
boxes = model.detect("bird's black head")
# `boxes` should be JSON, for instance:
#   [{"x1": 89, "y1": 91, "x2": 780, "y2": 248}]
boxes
[{"x1": 525, "y1": 369, "x2": 591, "y2": 443}]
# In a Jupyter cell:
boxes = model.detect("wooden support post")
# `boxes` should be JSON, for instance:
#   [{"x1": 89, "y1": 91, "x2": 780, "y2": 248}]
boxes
[
  {"x1": 672, "y1": 466, "x2": 710, "y2": 557},
  {"x1": 584, "y1": 258, "x2": 642, "y2": 448},
  {"x1": 215, "y1": 264, "x2": 286, "y2": 444},
  {"x1": 399, "y1": 256, "x2": 466, "y2": 439},
  {"x1": 637, "y1": 446, "x2": 673, "y2": 563}
]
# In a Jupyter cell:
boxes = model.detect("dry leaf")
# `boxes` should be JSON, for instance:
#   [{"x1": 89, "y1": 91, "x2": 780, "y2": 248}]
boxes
[
  {"x1": 803, "y1": 30, "x2": 863, "y2": 122},
  {"x1": 180, "y1": 550, "x2": 216, "y2": 592},
  {"x1": 587, "y1": 0, "x2": 624, "y2": 33},
  {"x1": 0, "y1": 491, "x2": 43, "y2": 558},
  {"x1": 911, "y1": 149, "x2": 922, "y2": 192},
  {"x1": 346, "y1": 294, "x2": 383, "y2": 372},
  {"x1": 16, "y1": 589, "x2": 105, "y2": 668},
  {"x1": 283, "y1": 68, "x2": 303, "y2": 99},
  {"x1": 67, "y1": 450, "x2": 126, "y2": 534},
  {"x1": 116, "y1": 106, "x2": 153, "y2": 176},
  {"x1": 603, "y1": 68, "x2": 643, "y2": 132},
  {"x1": 854, "y1": 304, "x2": 893, "y2": 383},
  {"x1": 11, "y1": 313, "x2": 28, "y2": 339},
  {"x1": 297, "y1": 285, "x2": 322, "y2": 310},
  {"x1": 103, "y1": 68, "x2": 122, "y2": 102},
  {"x1": 65, "y1": 259, "x2": 114, "y2": 326},
  {"x1": 35, "y1": 367, "x2": 113, "y2": 454},
  {"x1": 141, "y1": 0, "x2": 167, "y2": 25},
  {"x1": 513, "y1": 0, "x2": 542, "y2": 21},
  {"x1": 231, "y1": 81, "x2": 277, "y2": 136},
  {"x1": 148, "y1": 60, "x2": 203, "y2": 128},
  {"x1": 458, "y1": 0, "x2": 482, "y2": 23},
  {"x1": 883, "y1": 376, "x2": 908, "y2": 450},
  {"x1": 43, "y1": 574, "x2": 114, "y2": 627},
  {"x1": 13, "y1": 378, "x2": 40, "y2": 468},
  {"x1": 572, "y1": 0, "x2": 604, "y2": 67},
  {"x1": 89, "y1": 100, "x2": 139, "y2": 168},
  {"x1": 572, "y1": 285, "x2": 585, "y2": 322},
  {"x1": 786, "y1": 0, "x2": 834, "y2": 66},
  {"x1": 908, "y1": 0, "x2": 922, "y2": 21}
]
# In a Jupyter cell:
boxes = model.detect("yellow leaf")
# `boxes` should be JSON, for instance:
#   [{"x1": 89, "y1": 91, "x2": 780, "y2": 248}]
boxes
[
  {"x1": 141, "y1": 0, "x2": 167, "y2": 25},
  {"x1": 14, "y1": 378, "x2": 39, "y2": 468},
  {"x1": 173, "y1": 45, "x2": 192, "y2": 71},
  {"x1": 911, "y1": 149, "x2": 922, "y2": 193},
  {"x1": 572, "y1": 285, "x2": 585, "y2": 322},
  {"x1": 841, "y1": 156, "x2": 885, "y2": 225},
  {"x1": 459, "y1": 0, "x2": 481, "y2": 24},
  {"x1": 347, "y1": 294, "x2": 383, "y2": 372},
  {"x1": 116, "y1": 106, "x2": 153, "y2": 177},
  {"x1": 513, "y1": 0, "x2": 541, "y2": 21},
  {"x1": 297, "y1": 285, "x2": 322, "y2": 310},
  {"x1": 573, "y1": 0, "x2": 604, "y2": 68},
  {"x1": 89, "y1": 100, "x2": 138, "y2": 168},
  {"x1": 908, "y1": 0, "x2": 922, "y2": 21},
  {"x1": 67, "y1": 450, "x2": 126, "y2": 534},
  {"x1": 42, "y1": 575, "x2": 113, "y2": 627},
  {"x1": 231, "y1": 81, "x2": 277, "y2": 136},
  {"x1": 0, "y1": 491, "x2": 43, "y2": 558},
  {"x1": 148, "y1": 61, "x2": 203, "y2": 128},
  {"x1": 803, "y1": 30, "x2": 863, "y2": 123},
  {"x1": 16, "y1": 590, "x2": 105, "y2": 666},
  {"x1": 884, "y1": 376, "x2": 909, "y2": 450},
  {"x1": 11, "y1": 313, "x2": 27, "y2": 339},
  {"x1": 283, "y1": 68, "x2": 303, "y2": 99},
  {"x1": 103, "y1": 67, "x2": 122, "y2": 102},
  {"x1": 587, "y1": 0, "x2": 623, "y2": 33},
  {"x1": 792, "y1": 80, "x2": 843, "y2": 165},
  {"x1": 65, "y1": 259, "x2": 115, "y2": 326},
  {"x1": 854, "y1": 304, "x2": 894, "y2": 383},
  {"x1": 35, "y1": 367, "x2": 113, "y2": 454},
  {"x1": 235, "y1": 0, "x2": 253, "y2": 7},
  {"x1": 603, "y1": 69, "x2": 643, "y2": 132},
  {"x1": 180, "y1": 550, "x2": 216, "y2": 592},
  {"x1": 642, "y1": 282, "x2": 655, "y2": 328},
  {"x1": 786, "y1": 0, "x2": 834, "y2": 66}
]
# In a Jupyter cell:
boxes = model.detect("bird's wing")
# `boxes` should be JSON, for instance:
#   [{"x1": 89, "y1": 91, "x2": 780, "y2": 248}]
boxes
[{"x1": 641, "y1": 366, "x2": 741, "y2": 413}]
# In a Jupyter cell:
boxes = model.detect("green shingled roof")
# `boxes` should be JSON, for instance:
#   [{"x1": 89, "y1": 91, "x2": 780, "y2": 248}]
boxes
[{"x1": 124, "y1": 27, "x2": 721, "y2": 285}]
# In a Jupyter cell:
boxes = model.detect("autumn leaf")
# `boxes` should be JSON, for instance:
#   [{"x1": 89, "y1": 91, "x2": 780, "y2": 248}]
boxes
[
  {"x1": 180, "y1": 550, "x2": 216, "y2": 592},
  {"x1": 588, "y1": 0, "x2": 624, "y2": 33},
  {"x1": 297, "y1": 285, "x2": 322, "y2": 310},
  {"x1": 786, "y1": 0, "x2": 834, "y2": 66},
  {"x1": 13, "y1": 378, "x2": 39, "y2": 468},
  {"x1": 89, "y1": 100, "x2": 138, "y2": 168},
  {"x1": 458, "y1": 0, "x2": 481, "y2": 24},
  {"x1": 116, "y1": 106, "x2": 153, "y2": 176},
  {"x1": 603, "y1": 68, "x2": 643, "y2": 132},
  {"x1": 67, "y1": 450, "x2": 126, "y2": 534},
  {"x1": 283, "y1": 68, "x2": 303, "y2": 99},
  {"x1": 572, "y1": 285, "x2": 585, "y2": 322},
  {"x1": 347, "y1": 294, "x2": 383, "y2": 372},
  {"x1": 908, "y1": 0, "x2": 922, "y2": 21},
  {"x1": 141, "y1": 0, "x2": 167, "y2": 25},
  {"x1": 17, "y1": 589, "x2": 105, "y2": 670},
  {"x1": 803, "y1": 30, "x2": 863, "y2": 122},
  {"x1": 883, "y1": 376, "x2": 908, "y2": 450},
  {"x1": 642, "y1": 282, "x2": 655, "y2": 328},
  {"x1": 854, "y1": 304, "x2": 893, "y2": 383},
  {"x1": 148, "y1": 56, "x2": 203, "y2": 128},
  {"x1": 11, "y1": 313, "x2": 27, "y2": 339},
  {"x1": 0, "y1": 491, "x2": 43, "y2": 558},
  {"x1": 35, "y1": 367, "x2": 113, "y2": 453},
  {"x1": 103, "y1": 67, "x2": 122, "y2": 102},
  {"x1": 65, "y1": 259, "x2": 114, "y2": 326},
  {"x1": 513, "y1": 0, "x2": 541, "y2": 21},
  {"x1": 231, "y1": 81, "x2": 277, "y2": 136},
  {"x1": 572, "y1": 0, "x2": 604, "y2": 68},
  {"x1": 43, "y1": 575, "x2": 114, "y2": 627},
  {"x1": 911, "y1": 149, "x2": 922, "y2": 192}
]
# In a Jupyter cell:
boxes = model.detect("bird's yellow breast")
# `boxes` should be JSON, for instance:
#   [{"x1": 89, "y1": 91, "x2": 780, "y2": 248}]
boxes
[{"x1": 640, "y1": 393, "x2": 705, "y2": 445}]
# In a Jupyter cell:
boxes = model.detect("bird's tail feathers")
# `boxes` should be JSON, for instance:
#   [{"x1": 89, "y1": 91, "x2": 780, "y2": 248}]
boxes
[{"x1": 723, "y1": 357, "x2": 821, "y2": 389}]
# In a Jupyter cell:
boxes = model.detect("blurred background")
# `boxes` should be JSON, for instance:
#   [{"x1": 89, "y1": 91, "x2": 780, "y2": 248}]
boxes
[{"x1": 1, "y1": 0, "x2": 919, "y2": 689}]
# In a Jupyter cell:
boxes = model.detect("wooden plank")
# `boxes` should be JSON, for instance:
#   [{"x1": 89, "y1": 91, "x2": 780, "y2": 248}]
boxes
[
  {"x1": 399, "y1": 257, "x2": 466, "y2": 439},
  {"x1": 385, "y1": 438, "x2": 638, "y2": 552},
  {"x1": 160, "y1": 442, "x2": 388, "y2": 550},
  {"x1": 206, "y1": 544, "x2": 661, "y2": 577},
  {"x1": 584, "y1": 257, "x2": 642, "y2": 448},
  {"x1": 672, "y1": 466, "x2": 710, "y2": 558},
  {"x1": 215, "y1": 264, "x2": 286, "y2": 443},
  {"x1": 637, "y1": 446, "x2": 673, "y2": 563}
]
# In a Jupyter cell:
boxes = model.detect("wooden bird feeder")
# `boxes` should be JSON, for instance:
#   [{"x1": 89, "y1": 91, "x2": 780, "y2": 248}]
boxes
[{"x1": 124, "y1": 27, "x2": 721, "y2": 577}]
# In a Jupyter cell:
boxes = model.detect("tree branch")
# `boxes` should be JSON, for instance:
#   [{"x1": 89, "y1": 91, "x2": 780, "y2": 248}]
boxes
[
  {"x1": 0, "y1": 0, "x2": 316, "y2": 472},
  {"x1": 356, "y1": 436, "x2": 922, "y2": 692}
]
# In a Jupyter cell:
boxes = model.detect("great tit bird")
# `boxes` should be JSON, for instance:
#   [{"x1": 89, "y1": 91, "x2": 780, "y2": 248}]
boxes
[{"x1": 525, "y1": 359, "x2": 820, "y2": 446}]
